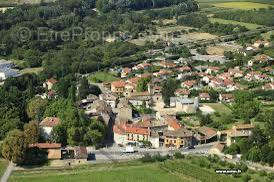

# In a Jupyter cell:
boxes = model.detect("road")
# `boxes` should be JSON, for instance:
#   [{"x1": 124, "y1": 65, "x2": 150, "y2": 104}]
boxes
[
  {"x1": 1, "y1": 162, "x2": 14, "y2": 182},
  {"x1": 91, "y1": 144, "x2": 213, "y2": 162}
]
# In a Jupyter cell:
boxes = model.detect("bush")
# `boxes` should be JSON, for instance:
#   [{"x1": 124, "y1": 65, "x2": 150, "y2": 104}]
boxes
[
  {"x1": 236, "y1": 162, "x2": 248, "y2": 173},
  {"x1": 174, "y1": 152, "x2": 185, "y2": 159},
  {"x1": 241, "y1": 174, "x2": 251, "y2": 182}
]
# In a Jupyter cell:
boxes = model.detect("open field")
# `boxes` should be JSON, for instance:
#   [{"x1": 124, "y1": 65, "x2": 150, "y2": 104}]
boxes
[
  {"x1": 204, "y1": 103, "x2": 231, "y2": 114},
  {"x1": 130, "y1": 24, "x2": 217, "y2": 46},
  {"x1": 9, "y1": 158, "x2": 240, "y2": 182},
  {"x1": 89, "y1": 71, "x2": 118, "y2": 83},
  {"x1": 0, "y1": 159, "x2": 8, "y2": 177},
  {"x1": 213, "y1": 2, "x2": 273, "y2": 10},
  {"x1": 209, "y1": 18, "x2": 263, "y2": 30}
]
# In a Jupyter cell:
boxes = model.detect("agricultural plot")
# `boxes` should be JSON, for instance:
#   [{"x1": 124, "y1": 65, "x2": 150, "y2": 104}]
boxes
[
  {"x1": 209, "y1": 18, "x2": 262, "y2": 30},
  {"x1": 213, "y1": 2, "x2": 273, "y2": 10},
  {"x1": 9, "y1": 159, "x2": 241, "y2": 182}
]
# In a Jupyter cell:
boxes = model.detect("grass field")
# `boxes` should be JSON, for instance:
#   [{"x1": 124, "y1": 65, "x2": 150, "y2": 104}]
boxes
[
  {"x1": 89, "y1": 71, "x2": 118, "y2": 83},
  {"x1": 204, "y1": 103, "x2": 231, "y2": 114},
  {"x1": 9, "y1": 158, "x2": 240, "y2": 182},
  {"x1": 213, "y1": 2, "x2": 273, "y2": 10},
  {"x1": 0, "y1": 159, "x2": 8, "y2": 178},
  {"x1": 209, "y1": 18, "x2": 263, "y2": 30}
]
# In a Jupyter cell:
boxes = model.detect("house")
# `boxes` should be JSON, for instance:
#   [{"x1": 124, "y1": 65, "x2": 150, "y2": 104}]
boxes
[
  {"x1": 39, "y1": 117, "x2": 60, "y2": 140},
  {"x1": 29, "y1": 143, "x2": 62, "y2": 160},
  {"x1": 163, "y1": 116, "x2": 181, "y2": 131},
  {"x1": 115, "y1": 98, "x2": 133, "y2": 122},
  {"x1": 99, "y1": 93, "x2": 117, "y2": 108},
  {"x1": 128, "y1": 92, "x2": 152, "y2": 108},
  {"x1": 43, "y1": 78, "x2": 58, "y2": 90},
  {"x1": 153, "y1": 69, "x2": 172, "y2": 79},
  {"x1": 206, "y1": 66, "x2": 220, "y2": 74},
  {"x1": 209, "y1": 142, "x2": 225, "y2": 156},
  {"x1": 226, "y1": 124, "x2": 254, "y2": 146},
  {"x1": 157, "y1": 61, "x2": 176, "y2": 68},
  {"x1": 121, "y1": 67, "x2": 132, "y2": 78},
  {"x1": 199, "y1": 93, "x2": 210, "y2": 101},
  {"x1": 132, "y1": 63, "x2": 151, "y2": 70},
  {"x1": 111, "y1": 80, "x2": 126, "y2": 93},
  {"x1": 177, "y1": 66, "x2": 191, "y2": 72},
  {"x1": 194, "y1": 126, "x2": 217, "y2": 144},
  {"x1": 253, "y1": 40, "x2": 271, "y2": 48},
  {"x1": 262, "y1": 82, "x2": 274, "y2": 90},
  {"x1": 175, "y1": 88, "x2": 190, "y2": 97},
  {"x1": 169, "y1": 97, "x2": 199, "y2": 113},
  {"x1": 163, "y1": 128, "x2": 193, "y2": 149},
  {"x1": 254, "y1": 54, "x2": 273, "y2": 64},
  {"x1": 113, "y1": 123, "x2": 149, "y2": 145},
  {"x1": 181, "y1": 80, "x2": 197, "y2": 89},
  {"x1": 219, "y1": 94, "x2": 234, "y2": 103},
  {"x1": 228, "y1": 68, "x2": 243, "y2": 78}
]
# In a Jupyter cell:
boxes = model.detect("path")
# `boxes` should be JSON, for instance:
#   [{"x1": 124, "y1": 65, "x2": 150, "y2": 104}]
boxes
[{"x1": 1, "y1": 162, "x2": 14, "y2": 182}]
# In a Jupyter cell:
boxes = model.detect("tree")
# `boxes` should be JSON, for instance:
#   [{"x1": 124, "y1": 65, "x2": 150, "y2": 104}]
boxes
[
  {"x1": 67, "y1": 127, "x2": 83, "y2": 146},
  {"x1": 78, "y1": 77, "x2": 90, "y2": 100},
  {"x1": 27, "y1": 97, "x2": 48, "y2": 120},
  {"x1": 51, "y1": 124, "x2": 67, "y2": 146},
  {"x1": 136, "y1": 77, "x2": 151, "y2": 92},
  {"x1": 24, "y1": 121, "x2": 39, "y2": 145},
  {"x1": 232, "y1": 91, "x2": 261, "y2": 120},
  {"x1": 2, "y1": 129, "x2": 27, "y2": 164},
  {"x1": 161, "y1": 79, "x2": 178, "y2": 106}
]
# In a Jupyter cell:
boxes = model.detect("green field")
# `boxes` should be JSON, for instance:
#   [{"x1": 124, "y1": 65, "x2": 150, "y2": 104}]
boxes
[
  {"x1": 209, "y1": 18, "x2": 262, "y2": 30},
  {"x1": 213, "y1": 2, "x2": 273, "y2": 9},
  {"x1": 204, "y1": 103, "x2": 232, "y2": 114},
  {"x1": 9, "y1": 159, "x2": 239, "y2": 182},
  {"x1": 0, "y1": 159, "x2": 8, "y2": 177},
  {"x1": 89, "y1": 71, "x2": 118, "y2": 83}
]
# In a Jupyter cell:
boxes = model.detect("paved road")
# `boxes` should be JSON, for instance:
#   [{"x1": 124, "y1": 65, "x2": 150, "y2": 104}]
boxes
[
  {"x1": 92, "y1": 144, "x2": 213, "y2": 162},
  {"x1": 1, "y1": 162, "x2": 14, "y2": 182}
]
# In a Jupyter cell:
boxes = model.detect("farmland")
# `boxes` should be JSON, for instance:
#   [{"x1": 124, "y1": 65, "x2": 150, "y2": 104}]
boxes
[
  {"x1": 209, "y1": 18, "x2": 262, "y2": 30},
  {"x1": 212, "y1": 2, "x2": 273, "y2": 10},
  {"x1": 9, "y1": 158, "x2": 237, "y2": 182}
]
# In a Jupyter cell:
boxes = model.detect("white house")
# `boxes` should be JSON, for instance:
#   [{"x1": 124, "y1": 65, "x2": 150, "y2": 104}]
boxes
[{"x1": 39, "y1": 117, "x2": 60, "y2": 140}]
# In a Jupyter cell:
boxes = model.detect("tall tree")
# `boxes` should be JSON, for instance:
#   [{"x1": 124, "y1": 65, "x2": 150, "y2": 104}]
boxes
[
  {"x1": 161, "y1": 79, "x2": 178, "y2": 106},
  {"x1": 23, "y1": 121, "x2": 39, "y2": 145},
  {"x1": 2, "y1": 129, "x2": 27, "y2": 164}
]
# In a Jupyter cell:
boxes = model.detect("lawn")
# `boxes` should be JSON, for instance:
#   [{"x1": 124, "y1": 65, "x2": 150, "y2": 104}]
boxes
[
  {"x1": 213, "y1": 2, "x2": 273, "y2": 10},
  {"x1": 209, "y1": 18, "x2": 262, "y2": 30},
  {"x1": 89, "y1": 71, "x2": 118, "y2": 83},
  {"x1": 204, "y1": 103, "x2": 231, "y2": 114},
  {"x1": 9, "y1": 158, "x2": 239, "y2": 182},
  {"x1": 0, "y1": 159, "x2": 8, "y2": 177}
]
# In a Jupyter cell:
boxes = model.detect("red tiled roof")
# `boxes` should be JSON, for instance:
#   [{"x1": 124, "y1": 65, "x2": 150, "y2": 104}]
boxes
[
  {"x1": 113, "y1": 124, "x2": 149, "y2": 135},
  {"x1": 111, "y1": 80, "x2": 126, "y2": 88},
  {"x1": 40, "y1": 117, "x2": 60, "y2": 127},
  {"x1": 175, "y1": 88, "x2": 190, "y2": 96},
  {"x1": 164, "y1": 116, "x2": 181, "y2": 130},
  {"x1": 199, "y1": 93, "x2": 210, "y2": 98}
]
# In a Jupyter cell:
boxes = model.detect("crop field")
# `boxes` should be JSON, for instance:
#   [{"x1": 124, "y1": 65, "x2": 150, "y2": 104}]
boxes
[
  {"x1": 9, "y1": 158, "x2": 241, "y2": 182},
  {"x1": 209, "y1": 18, "x2": 263, "y2": 30},
  {"x1": 213, "y1": 2, "x2": 273, "y2": 10}
]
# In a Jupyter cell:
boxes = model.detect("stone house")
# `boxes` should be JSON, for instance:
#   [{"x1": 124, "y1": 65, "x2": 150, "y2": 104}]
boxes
[{"x1": 39, "y1": 117, "x2": 60, "y2": 140}]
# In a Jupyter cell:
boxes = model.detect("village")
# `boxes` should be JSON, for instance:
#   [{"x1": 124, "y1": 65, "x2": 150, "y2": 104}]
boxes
[{"x1": 12, "y1": 36, "x2": 271, "y2": 166}]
